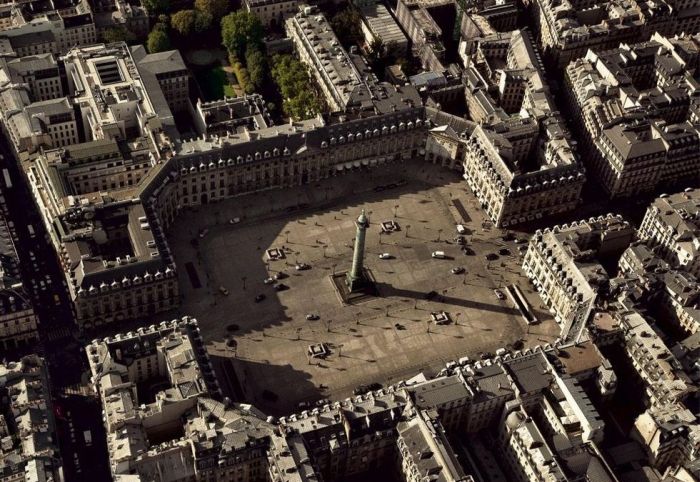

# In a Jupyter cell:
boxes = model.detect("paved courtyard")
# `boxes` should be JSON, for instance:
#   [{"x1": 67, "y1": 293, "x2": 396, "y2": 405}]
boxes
[{"x1": 168, "y1": 162, "x2": 560, "y2": 414}]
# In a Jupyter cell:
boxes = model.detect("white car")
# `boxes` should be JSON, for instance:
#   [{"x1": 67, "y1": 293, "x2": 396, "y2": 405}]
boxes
[
  {"x1": 456, "y1": 224, "x2": 467, "y2": 234},
  {"x1": 379, "y1": 253, "x2": 391, "y2": 259},
  {"x1": 229, "y1": 217, "x2": 241, "y2": 224},
  {"x1": 199, "y1": 228, "x2": 209, "y2": 238},
  {"x1": 263, "y1": 277, "x2": 275, "y2": 284}
]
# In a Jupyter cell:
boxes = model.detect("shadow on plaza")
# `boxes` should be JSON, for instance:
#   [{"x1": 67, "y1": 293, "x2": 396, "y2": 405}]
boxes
[
  {"x1": 175, "y1": 165, "x2": 469, "y2": 339},
  {"x1": 210, "y1": 353, "x2": 323, "y2": 415},
  {"x1": 374, "y1": 281, "x2": 521, "y2": 317}
]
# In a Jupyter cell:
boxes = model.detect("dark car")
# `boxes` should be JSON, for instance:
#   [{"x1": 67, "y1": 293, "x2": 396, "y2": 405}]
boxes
[
  {"x1": 462, "y1": 247, "x2": 475, "y2": 256},
  {"x1": 498, "y1": 248, "x2": 511, "y2": 256},
  {"x1": 502, "y1": 232, "x2": 516, "y2": 241},
  {"x1": 485, "y1": 253, "x2": 499, "y2": 261},
  {"x1": 455, "y1": 236, "x2": 466, "y2": 245},
  {"x1": 353, "y1": 385, "x2": 369, "y2": 396},
  {"x1": 254, "y1": 294, "x2": 266, "y2": 302},
  {"x1": 274, "y1": 283, "x2": 289, "y2": 291}
]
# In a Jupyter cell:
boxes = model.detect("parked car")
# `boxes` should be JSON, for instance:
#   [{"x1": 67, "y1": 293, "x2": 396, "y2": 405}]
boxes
[
  {"x1": 199, "y1": 228, "x2": 209, "y2": 238},
  {"x1": 462, "y1": 247, "x2": 475, "y2": 255},
  {"x1": 456, "y1": 224, "x2": 467, "y2": 234},
  {"x1": 229, "y1": 217, "x2": 241, "y2": 224},
  {"x1": 431, "y1": 251, "x2": 446, "y2": 259},
  {"x1": 219, "y1": 286, "x2": 229, "y2": 296},
  {"x1": 455, "y1": 236, "x2": 466, "y2": 245},
  {"x1": 295, "y1": 263, "x2": 311, "y2": 270},
  {"x1": 379, "y1": 253, "x2": 392, "y2": 259},
  {"x1": 498, "y1": 248, "x2": 511, "y2": 256},
  {"x1": 485, "y1": 253, "x2": 499, "y2": 261},
  {"x1": 306, "y1": 314, "x2": 319, "y2": 321},
  {"x1": 451, "y1": 266, "x2": 465, "y2": 274},
  {"x1": 494, "y1": 289, "x2": 506, "y2": 300},
  {"x1": 353, "y1": 385, "x2": 369, "y2": 396},
  {"x1": 274, "y1": 283, "x2": 289, "y2": 291},
  {"x1": 263, "y1": 277, "x2": 275, "y2": 284},
  {"x1": 254, "y1": 294, "x2": 266, "y2": 302}
]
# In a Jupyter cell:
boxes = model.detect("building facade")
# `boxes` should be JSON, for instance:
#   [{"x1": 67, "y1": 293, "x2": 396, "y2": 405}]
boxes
[{"x1": 463, "y1": 30, "x2": 584, "y2": 227}]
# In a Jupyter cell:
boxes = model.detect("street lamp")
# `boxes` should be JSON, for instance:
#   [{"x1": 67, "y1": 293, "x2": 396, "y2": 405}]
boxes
[
  {"x1": 405, "y1": 224, "x2": 411, "y2": 238},
  {"x1": 437, "y1": 228, "x2": 443, "y2": 242},
  {"x1": 241, "y1": 276, "x2": 247, "y2": 290},
  {"x1": 393, "y1": 204, "x2": 399, "y2": 219},
  {"x1": 285, "y1": 230, "x2": 290, "y2": 243},
  {"x1": 326, "y1": 319, "x2": 332, "y2": 332}
]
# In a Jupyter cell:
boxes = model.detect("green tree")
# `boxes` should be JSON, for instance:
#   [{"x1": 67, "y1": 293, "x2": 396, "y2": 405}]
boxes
[
  {"x1": 195, "y1": 0, "x2": 229, "y2": 21},
  {"x1": 170, "y1": 10, "x2": 196, "y2": 36},
  {"x1": 220, "y1": 11, "x2": 263, "y2": 59},
  {"x1": 102, "y1": 26, "x2": 136, "y2": 44},
  {"x1": 142, "y1": 0, "x2": 169, "y2": 15},
  {"x1": 270, "y1": 54, "x2": 321, "y2": 120},
  {"x1": 245, "y1": 47, "x2": 266, "y2": 91},
  {"x1": 147, "y1": 25, "x2": 171, "y2": 52},
  {"x1": 194, "y1": 10, "x2": 213, "y2": 32},
  {"x1": 330, "y1": 8, "x2": 362, "y2": 48}
]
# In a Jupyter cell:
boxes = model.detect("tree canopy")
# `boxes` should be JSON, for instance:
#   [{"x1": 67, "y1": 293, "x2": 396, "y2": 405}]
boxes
[
  {"x1": 195, "y1": 0, "x2": 229, "y2": 21},
  {"x1": 170, "y1": 9, "x2": 196, "y2": 36},
  {"x1": 194, "y1": 10, "x2": 213, "y2": 32},
  {"x1": 102, "y1": 26, "x2": 136, "y2": 44},
  {"x1": 147, "y1": 25, "x2": 171, "y2": 53},
  {"x1": 245, "y1": 47, "x2": 266, "y2": 92},
  {"x1": 220, "y1": 11, "x2": 264, "y2": 59},
  {"x1": 142, "y1": 0, "x2": 169, "y2": 15},
  {"x1": 330, "y1": 7, "x2": 362, "y2": 48},
  {"x1": 270, "y1": 55, "x2": 321, "y2": 120}
]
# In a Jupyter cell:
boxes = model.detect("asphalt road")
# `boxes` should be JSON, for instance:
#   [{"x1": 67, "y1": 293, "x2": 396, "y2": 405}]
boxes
[{"x1": 0, "y1": 130, "x2": 111, "y2": 481}]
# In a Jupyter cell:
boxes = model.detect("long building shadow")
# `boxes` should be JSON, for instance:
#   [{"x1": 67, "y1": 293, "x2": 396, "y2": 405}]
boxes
[
  {"x1": 210, "y1": 354, "x2": 322, "y2": 416},
  {"x1": 374, "y1": 281, "x2": 521, "y2": 316}
]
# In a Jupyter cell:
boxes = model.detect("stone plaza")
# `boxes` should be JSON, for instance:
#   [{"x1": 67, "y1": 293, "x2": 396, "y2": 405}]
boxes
[{"x1": 168, "y1": 162, "x2": 560, "y2": 413}]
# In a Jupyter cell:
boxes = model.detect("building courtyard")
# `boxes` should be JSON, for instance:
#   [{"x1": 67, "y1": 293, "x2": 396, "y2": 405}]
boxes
[{"x1": 168, "y1": 162, "x2": 560, "y2": 414}]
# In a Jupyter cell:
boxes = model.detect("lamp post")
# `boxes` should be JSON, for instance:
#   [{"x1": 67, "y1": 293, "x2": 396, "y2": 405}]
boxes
[{"x1": 405, "y1": 224, "x2": 411, "y2": 238}]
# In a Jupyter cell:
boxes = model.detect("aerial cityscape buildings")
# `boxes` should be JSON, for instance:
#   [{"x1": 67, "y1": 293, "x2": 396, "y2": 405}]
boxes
[{"x1": 0, "y1": 0, "x2": 698, "y2": 479}]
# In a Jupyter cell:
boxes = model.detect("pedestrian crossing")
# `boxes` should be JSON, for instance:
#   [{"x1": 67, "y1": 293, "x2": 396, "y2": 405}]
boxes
[{"x1": 43, "y1": 326, "x2": 74, "y2": 342}]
